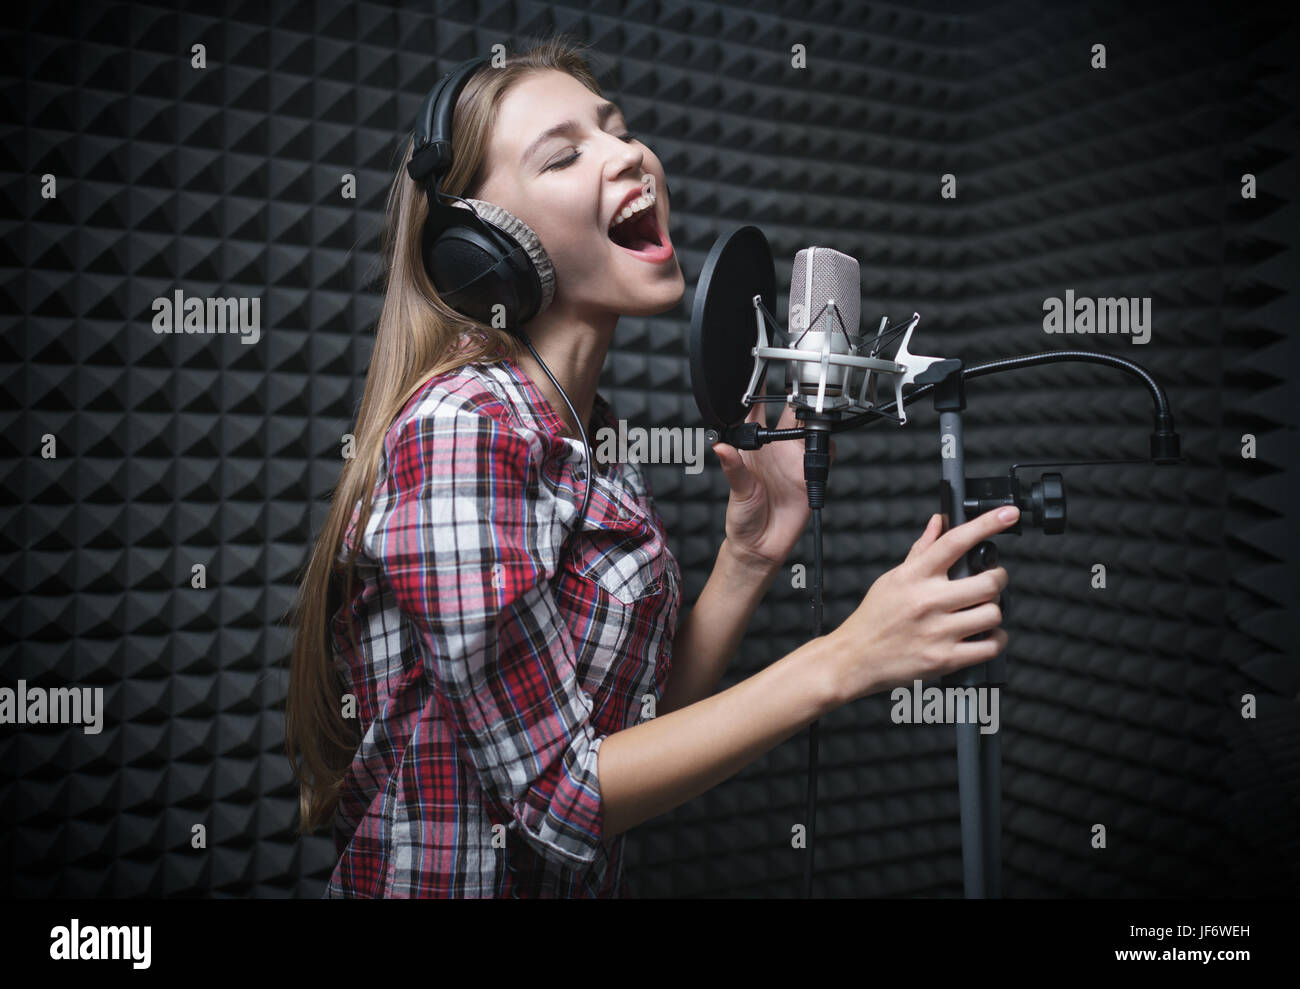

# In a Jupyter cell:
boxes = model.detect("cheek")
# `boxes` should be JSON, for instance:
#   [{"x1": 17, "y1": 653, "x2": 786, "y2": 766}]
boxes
[
  {"x1": 545, "y1": 231, "x2": 608, "y2": 277},
  {"x1": 531, "y1": 198, "x2": 600, "y2": 254},
  {"x1": 539, "y1": 215, "x2": 614, "y2": 273}
]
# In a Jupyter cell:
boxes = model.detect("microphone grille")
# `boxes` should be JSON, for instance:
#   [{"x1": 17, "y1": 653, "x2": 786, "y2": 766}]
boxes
[{"x1": 789, "y1": 247, "x2": 860, "y2": 339}]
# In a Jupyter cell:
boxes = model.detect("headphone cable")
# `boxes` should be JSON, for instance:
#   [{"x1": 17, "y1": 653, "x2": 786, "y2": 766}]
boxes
[{"x1": 521, "y1": 333, "x2": 593, "y2": 534}]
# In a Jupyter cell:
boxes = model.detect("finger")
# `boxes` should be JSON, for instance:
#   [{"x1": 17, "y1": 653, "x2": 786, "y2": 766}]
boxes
[
  {"x1": 944, "y1": 600, "x2": 1003, "y2": 641},
  {"x1": 946, "y1": 627, "x2": 1009, "y2": 669},
  {"x1": 919, "y1": 506, "x2": 1019, "y2": 575},
  {"x1": 934, "y1": 567, "x2": 1008, "y2": 612},
  {"x1": 829, "y1": 436, "x2": 837, "y2": 466},
  {"x1": 711, "y1": 441, "x2": 758, "y2": 501},
  {"x1": 904, "y1": 514, "x2": 944, "y2": 563}
]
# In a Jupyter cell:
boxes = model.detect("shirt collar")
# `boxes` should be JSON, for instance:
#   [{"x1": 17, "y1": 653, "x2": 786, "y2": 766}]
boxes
[{"x1": 497, "y1": 355, "x2": 613, "y2": 442}]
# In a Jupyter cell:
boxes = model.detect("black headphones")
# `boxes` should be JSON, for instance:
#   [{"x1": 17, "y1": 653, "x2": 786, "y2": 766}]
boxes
[
  {"x1": 406, "y1": 56, "x2": 593, "y2": 528},
  {"x1": 406, "y1": 56, "x2": 557, "y2": 330}
]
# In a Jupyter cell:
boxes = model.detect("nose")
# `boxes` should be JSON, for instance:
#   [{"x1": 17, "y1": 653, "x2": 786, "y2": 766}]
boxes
[{"x1": 606, "y1": 135, "x2": 644, "y2": 179}]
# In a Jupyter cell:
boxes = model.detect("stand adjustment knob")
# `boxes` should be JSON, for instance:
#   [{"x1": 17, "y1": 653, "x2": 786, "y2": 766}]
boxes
[{"x1": 967, "y1": 540, "x2": 998, "y2": 573}]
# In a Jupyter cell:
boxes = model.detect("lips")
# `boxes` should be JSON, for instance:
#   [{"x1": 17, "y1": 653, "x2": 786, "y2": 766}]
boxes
[
  {"x1": 608, "y1": 193, "x2": 663, "y2": 252},
  {"x1": 606, "y1": 184, "x2": 673, "y2": 262}
]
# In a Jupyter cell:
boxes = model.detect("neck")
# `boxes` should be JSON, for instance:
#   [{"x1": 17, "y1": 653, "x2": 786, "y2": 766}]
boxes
[{"x1": 512, "y1": 304, "x2": 616, "y2": 440}]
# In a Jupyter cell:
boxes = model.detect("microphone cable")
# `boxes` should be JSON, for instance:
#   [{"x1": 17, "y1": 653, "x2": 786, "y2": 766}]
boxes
[{"x1": 805, "y1": 507, "x2": 823, "y2": 897}]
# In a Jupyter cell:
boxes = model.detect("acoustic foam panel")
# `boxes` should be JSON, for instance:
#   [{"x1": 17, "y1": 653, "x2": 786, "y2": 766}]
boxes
[{"x1": 1, "y1": 0, "x2": 1295, "y2": 897}]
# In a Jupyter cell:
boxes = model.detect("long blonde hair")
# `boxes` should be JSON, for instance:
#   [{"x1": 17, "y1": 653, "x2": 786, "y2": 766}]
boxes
[{"x1": 284, "y1": 34, "x2": 604, "y2": 836}]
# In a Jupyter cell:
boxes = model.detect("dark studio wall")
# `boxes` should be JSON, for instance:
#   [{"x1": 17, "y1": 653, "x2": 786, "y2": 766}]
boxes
[{"x1": 1, "y1": 0, "x2": 1296, "y2": 898}]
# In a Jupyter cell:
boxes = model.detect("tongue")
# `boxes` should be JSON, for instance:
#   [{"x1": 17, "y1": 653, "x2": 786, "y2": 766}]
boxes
[{"x1": 611, "y1": 212, "x2": 660, "y2": 251}]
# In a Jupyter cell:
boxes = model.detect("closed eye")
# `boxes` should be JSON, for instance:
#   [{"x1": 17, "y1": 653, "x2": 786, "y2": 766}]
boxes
[{"x1": 546, "y1": 133, "x2": 639, "y2": 171}]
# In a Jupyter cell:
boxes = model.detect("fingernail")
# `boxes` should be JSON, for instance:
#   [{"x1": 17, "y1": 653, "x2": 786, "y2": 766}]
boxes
[{"x1": 998, "y1": 506, "x2": 1019, "y2": 521}]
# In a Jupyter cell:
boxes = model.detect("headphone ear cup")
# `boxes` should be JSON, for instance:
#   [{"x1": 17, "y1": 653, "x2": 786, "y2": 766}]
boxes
[
  {"x1": 421, "y1": 217, "x2": 533, "y2": 328},
  {"x1": 454, "y1": 199, "x2": 556, "y2": 313},
  {"x1": 422, "y1": 200, "x2": 556, "y2": 329}
]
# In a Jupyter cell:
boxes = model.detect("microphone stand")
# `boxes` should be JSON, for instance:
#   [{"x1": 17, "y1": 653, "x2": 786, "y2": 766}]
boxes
[
  {"x1": 920, "y1": 358, "x2": 1004, "y2": 898},
  {"x1": 708, "y1": 305, "x2": 1181, "y2": 899}
]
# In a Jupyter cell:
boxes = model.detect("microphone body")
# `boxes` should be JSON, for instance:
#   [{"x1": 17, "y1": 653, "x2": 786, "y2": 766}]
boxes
[
  {"x1": 786, "y1": 247, "x2": 863, "y2": 405},
  {"x1": 787, "y1": 247, "x2": 862, "y2": 507}
]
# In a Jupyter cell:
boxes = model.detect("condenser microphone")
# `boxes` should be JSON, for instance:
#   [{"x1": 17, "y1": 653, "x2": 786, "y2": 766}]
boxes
[
  {"x1": 785, "y1": 247, "x2": 861, "y2": 508},
  {"x1": 688, "y1": 225, "x2": 935, "y2": 467},
  {"x1": 785, "y1": 247, "x2": 863, "y2": 405}
]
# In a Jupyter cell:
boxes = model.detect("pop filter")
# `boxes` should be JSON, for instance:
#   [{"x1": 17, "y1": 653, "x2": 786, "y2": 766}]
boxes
[{"x1": 689, "y1": 225, "x2": 776, "y2": 433}]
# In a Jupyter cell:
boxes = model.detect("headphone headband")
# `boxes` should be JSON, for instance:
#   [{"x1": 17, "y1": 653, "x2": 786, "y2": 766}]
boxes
[
  {"x1": 407, "y1": 57, "x2": 488, "y2": 185},
  {"x1": 404, "y1": 54, "x2": 554, "y2": 328}
]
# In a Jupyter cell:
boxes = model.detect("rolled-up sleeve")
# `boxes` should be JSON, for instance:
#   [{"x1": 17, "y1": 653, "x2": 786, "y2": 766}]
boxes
[{"x1": 367, "y1": 404, "x2": 606, "y2": 868}]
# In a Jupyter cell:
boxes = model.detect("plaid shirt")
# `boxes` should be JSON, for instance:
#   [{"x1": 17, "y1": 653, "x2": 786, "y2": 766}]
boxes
[{"x1": 324, "y1": 355, "x2": 681, "y2": 897}]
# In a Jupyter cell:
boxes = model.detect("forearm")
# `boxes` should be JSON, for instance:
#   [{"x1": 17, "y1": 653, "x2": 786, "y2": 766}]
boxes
[
  {"x1": 597, "y1": 632, "x2": 840, "y2": 837},
  {"x1": 658, "y1": 539, "x2": 783, "y2": 715}
]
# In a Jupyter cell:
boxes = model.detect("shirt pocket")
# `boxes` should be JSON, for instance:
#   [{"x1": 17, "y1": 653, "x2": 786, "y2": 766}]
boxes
[{"x1": 561, "y1": 478, "x2": 667, "y2": 606}]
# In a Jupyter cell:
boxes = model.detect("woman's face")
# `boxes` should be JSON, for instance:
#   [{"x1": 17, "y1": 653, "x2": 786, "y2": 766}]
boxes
[{"x1": 473, "y1": 69, "x2": 685, "y2": 324}]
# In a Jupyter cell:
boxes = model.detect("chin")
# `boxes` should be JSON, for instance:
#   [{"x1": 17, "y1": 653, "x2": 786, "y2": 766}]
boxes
[
  {"x1": 622, "y1": 273, "x2": 686, "y2": 317},
  {"x1": 659, "y1": 273, "x2": 687, "y2": 311}
]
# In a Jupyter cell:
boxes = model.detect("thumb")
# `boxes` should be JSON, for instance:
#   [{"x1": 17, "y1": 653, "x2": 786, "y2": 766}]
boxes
[
  {"x1": 905, "y1": 513, "x2": 943, "y2": 562},
  {"x1": 712, "y1": 442, "x2": 758, "y2": 501}
]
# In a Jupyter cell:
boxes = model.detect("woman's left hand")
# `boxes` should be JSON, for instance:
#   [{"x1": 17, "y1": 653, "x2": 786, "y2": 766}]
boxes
[{"x1": 711, "y1": 398, "x2": 835, "y2": 572}]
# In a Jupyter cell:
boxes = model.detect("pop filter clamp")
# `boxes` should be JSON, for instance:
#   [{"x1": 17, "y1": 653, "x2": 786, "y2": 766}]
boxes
[{"x1": 689, "y1": 227, "x2": 1183, "y2": 899}]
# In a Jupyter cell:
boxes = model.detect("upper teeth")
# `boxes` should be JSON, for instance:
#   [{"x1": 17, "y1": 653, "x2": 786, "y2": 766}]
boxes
[{"x1": 610, "y1": 190, "x2": 656, "y2": 230}]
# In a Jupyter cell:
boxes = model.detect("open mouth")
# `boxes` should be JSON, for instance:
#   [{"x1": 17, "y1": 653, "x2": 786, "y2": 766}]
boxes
[{"x1": 608, "y1": 208, "x2": 664, "y2": 252}]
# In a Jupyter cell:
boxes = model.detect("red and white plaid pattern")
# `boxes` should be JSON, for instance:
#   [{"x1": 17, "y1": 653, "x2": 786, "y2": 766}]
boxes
[{"x1": 324, "y1": 356, "x2": 681, "y2": 897}]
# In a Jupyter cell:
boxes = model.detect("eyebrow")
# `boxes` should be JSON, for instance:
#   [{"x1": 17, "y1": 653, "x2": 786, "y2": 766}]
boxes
[{"x1": 522, "y1": 101, "x2": 624, "y2": 166}]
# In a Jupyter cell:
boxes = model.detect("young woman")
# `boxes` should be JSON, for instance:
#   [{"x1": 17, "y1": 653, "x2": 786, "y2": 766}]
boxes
[{"x1": 285, "y1": 36, "x2": 1016, "y2": 898}]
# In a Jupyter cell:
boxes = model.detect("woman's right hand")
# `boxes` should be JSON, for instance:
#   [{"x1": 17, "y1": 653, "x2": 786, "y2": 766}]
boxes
[{"x1": 828, "y1": 506, "x2": 1018, "y2": 704}]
